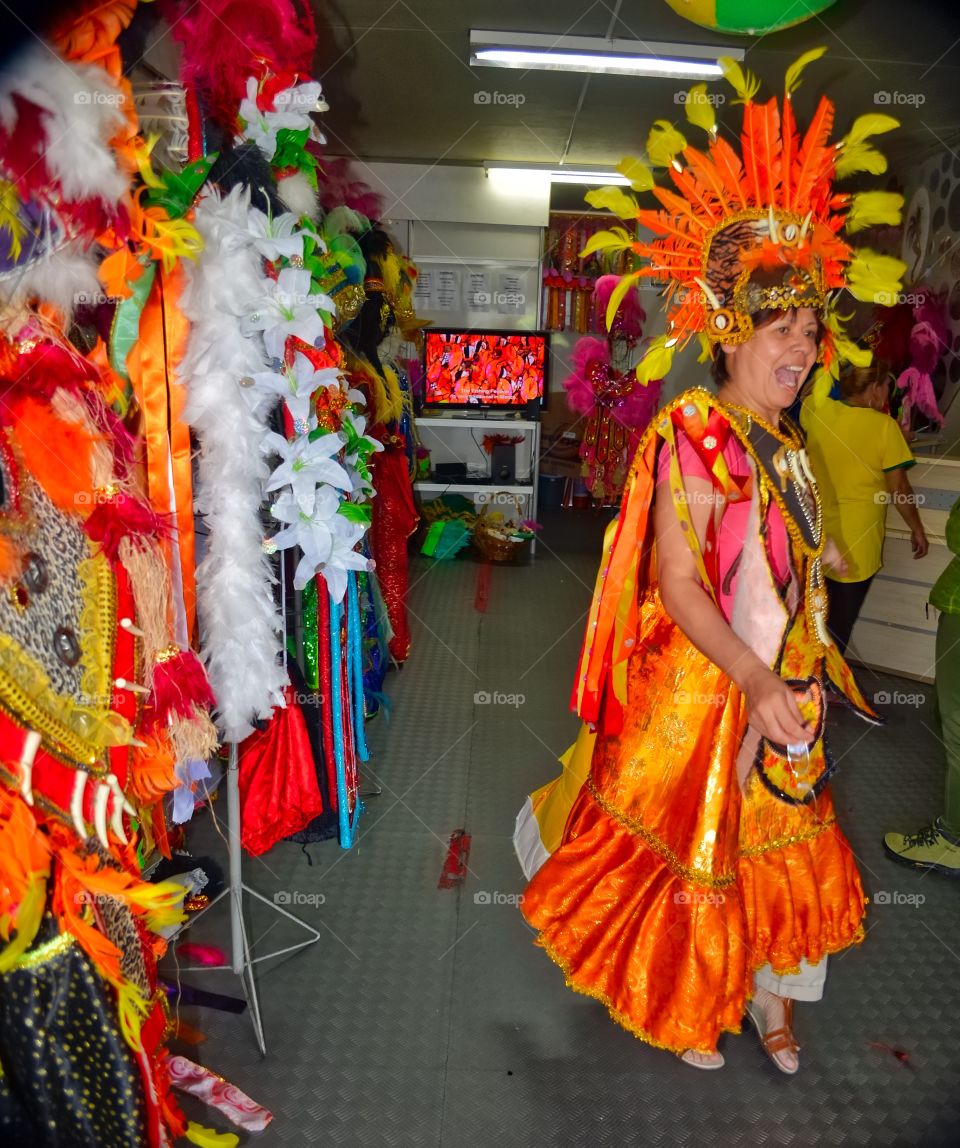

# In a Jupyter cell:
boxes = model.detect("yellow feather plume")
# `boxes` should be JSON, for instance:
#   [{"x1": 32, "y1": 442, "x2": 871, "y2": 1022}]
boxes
[
  {"x1": 824, "y1": 309, "x2": 874, "y2": 368},
  {"x1": 0, "y1": 179, "x2": 26, "y2": 263},
  {"x1": 0, "y1": 878, "x2": 45, "y2": 972},
  {"x1": 842, "y1": 113, "x2": 900, "y2": 147},
  {"x1": 719, "y1": 56, "x2": 760, "y2": 105},
  {"x1": 834, "y1": 114, "x2": 899, "y2": 179},
  {"x1": 142, "y1": 212, "x2": 205, "y2": 273},
  {"x1": 840, "y1": 340, "x2": 874, "y2": 368},
  {"x1": 636, "y1": 335, "x2": 675, "y2": 385},
  {"x1": 380, "y1": 362, "x2": 405, "y2": 423},
  {"x1": 684, "y1": 84, "x2": 717, "y2": 137},
  {"x1": 381, "y1": 251, "x2": 403, "y2": 303},
  {"x1": 646, "y1": 121, "x2": 687, "y2": 170},
  {"x1": 845, "y1": 191, "x2": 904, "y2": 233},
  {"x1": 784, "y1": 47, "x2": 827, "y2": 96},
  {"x1": 117, "y1": 982, "x2": 151, "y2": 1052},
  {"x1": 580, "y1": 226, "x2": 635, "y2": 260},
  {"x1": 845, "y1": 249, "x2": 906, "y2": 304},
  {"x1": 133, "y1": 135, "x2": 166, "y2": 190},
  {"x1": 616, "y1": 155, "x2": 654, "y2": 192},
  {"x1": 696, "y1": 333, "x2": 712, "y2": 364},
  {"x1": 124, "y1": 877, "x2": 186, "y2": 912},
  {"x1": 584, "y1": 186, "x2": 639, "y2": 219},
  {"x1": 835, "y1": 146, "x2": 887, "y2": 180},
  {"x1": 605, "y1": 271, "x2": 643, "y2": 332}
]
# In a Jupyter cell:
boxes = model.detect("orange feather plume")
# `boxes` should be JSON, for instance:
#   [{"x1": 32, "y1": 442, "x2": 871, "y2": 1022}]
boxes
[
  {"x1": 681, "y1": 149, "x2": 733, "y2": 214},
  {"x1": 710, "y1": 137, "x2": 749, "y2": 209},
  {"x1": 0, "y1": 535, "x2": 24, "y2": 585},
  {"x1": 781, "y1": 94, "x2": 800, "y2": 211},
  {"x1": 792, "y1": 96, "x2": 836, "y2": 218},
  {"x1": 7, "y1": 396, "x2": 99, "y2": 514}
]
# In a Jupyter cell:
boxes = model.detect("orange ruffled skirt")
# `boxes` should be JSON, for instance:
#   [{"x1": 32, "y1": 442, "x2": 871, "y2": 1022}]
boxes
[{"x1": 520, "y1": 597, "x2": 866, "y2": 1054}]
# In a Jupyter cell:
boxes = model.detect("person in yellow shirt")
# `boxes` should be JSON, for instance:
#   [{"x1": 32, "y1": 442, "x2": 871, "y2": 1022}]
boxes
[{"x1": 800, "y1": 364, "x2": 929, "y2": 656}]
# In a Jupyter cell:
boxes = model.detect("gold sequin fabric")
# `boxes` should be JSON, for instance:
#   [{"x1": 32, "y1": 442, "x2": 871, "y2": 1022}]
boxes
[{"x1": 522, "y1": 586, "x2": 866, "y2": 1054}]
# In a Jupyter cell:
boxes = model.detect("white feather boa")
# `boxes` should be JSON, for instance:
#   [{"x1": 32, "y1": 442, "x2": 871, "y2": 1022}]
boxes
[
  {"x1": 0, "y1": 45, "x2": 128, "y2": 206},
  {"x1": 178, "y1": 185, "x2": 289, "y2": 741}
]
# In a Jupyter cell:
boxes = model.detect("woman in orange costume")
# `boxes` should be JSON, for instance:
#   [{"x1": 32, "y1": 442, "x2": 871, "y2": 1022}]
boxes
[{"x1": 515, "y1": 50, "x2": 909, "y2": 1071}]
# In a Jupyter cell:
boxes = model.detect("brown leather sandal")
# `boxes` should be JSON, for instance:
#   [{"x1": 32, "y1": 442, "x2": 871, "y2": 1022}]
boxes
[{"x1": 745, "y1": 997, "x2": 800, "y2": 1075}]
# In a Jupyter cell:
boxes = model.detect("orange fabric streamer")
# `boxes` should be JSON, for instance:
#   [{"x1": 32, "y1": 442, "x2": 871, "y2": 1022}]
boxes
[{"x1": 126, "y1": 263, "x2": 197, "y2": 640}]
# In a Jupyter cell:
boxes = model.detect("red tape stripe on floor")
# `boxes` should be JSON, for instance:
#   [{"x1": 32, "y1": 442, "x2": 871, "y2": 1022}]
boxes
[
  {"x1": 438, "y1": 828, "x2": 472, "y2": 888},
  {"x1": 474, "y1": 561, "x2": 491, "y2": 613}
]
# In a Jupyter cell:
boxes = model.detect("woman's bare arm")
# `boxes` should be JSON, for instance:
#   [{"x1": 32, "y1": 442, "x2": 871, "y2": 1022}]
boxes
[{"x1": 885, "y1": 467, "x2": 929, "y2": 557}]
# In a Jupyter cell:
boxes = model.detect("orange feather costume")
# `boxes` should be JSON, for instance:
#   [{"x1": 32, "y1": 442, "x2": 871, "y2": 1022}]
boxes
[
  {"x1": 518, "y1": 390, "x2": 875, "y2": 1054},
  {"x1": 516, "y1": 50, "x2": 906, "y2": 1056}
]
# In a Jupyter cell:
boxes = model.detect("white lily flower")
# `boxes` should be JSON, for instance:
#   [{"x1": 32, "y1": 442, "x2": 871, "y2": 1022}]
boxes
[
  {"x1": 263, "y1": 428, "x2": 352, "y2": 516},
  {"x1": 242, "y1": 266, "x2": 333, "y2": 359},
  {"x1": 322, "y1": 518, "x2": 370, "y2": 603},
  {"x1": 272, "y1": 81, "x2": 324, "y2": 121},
  {"x1": 237, "y1": 78, "x2": 324, "y2": 161},
  {"x1": 269, "y1": 486, "x2": 368, "y2": 600},
  {"x1": 288, "y1": 351, "x2": 343, "y2": 432},
  {"x1": 247, "y1": 206, "x2": 306, "y2": 262},
  {"x1": 341, "y1": 408, "x2": 383, "y2": 498}
]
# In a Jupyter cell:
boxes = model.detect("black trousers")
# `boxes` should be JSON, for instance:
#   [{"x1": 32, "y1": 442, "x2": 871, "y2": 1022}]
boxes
[{"x1": 825, "y1": 574, "x2": 876, "y2": 657}]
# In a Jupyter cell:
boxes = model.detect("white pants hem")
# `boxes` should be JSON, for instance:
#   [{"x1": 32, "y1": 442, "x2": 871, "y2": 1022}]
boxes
[{"x1": 753, "y1": 956, "x2": 827, "y2": 1002}]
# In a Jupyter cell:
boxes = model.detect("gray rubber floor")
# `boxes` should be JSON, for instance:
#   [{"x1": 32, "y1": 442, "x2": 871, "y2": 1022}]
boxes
[{"x1": 171, "y1": 509, "x2": 960, "y2": 1146}]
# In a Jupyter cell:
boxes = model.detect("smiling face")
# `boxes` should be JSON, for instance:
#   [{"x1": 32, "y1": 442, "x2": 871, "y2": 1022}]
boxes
[{"x1": 718, "y1": 307, "x2": 821, "y2": 420}]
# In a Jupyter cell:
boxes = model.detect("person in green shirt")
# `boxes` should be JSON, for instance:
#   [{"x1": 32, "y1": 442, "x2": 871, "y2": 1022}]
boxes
[
  {"x1": 884, "y1": 493, "x2": 960, "y2": 874},
  {"x1": 800, "y1": 363, "x2": 929, "y2": 656}
]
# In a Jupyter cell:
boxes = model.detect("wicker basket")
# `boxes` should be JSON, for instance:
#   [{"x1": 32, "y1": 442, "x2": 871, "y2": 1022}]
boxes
[{"x1": 472, "y1": 496, "x2": 530, "y2": 562}]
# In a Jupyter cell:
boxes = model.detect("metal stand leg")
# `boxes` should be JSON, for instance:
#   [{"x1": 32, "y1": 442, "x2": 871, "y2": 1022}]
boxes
[{"x1": 172, "y1": 743, "x2": 322, "y2": 1056}]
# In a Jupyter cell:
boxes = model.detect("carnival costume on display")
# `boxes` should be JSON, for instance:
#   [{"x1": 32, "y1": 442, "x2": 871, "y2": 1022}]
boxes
[
  {"x1": 164, "y1": 0, "x2": 398, "y2": 850},
  {"x1": 340, "y1": 231, "x2": 423, "y2": 665},
  {"x1": 562, "y1": 275, "x2": 662, "y2": 502},
  {"x1": 515, "y1": 51, "x2": 908, "y2": 1056},
  {"x1": 0, "y1": 8, "x2": 238, "y2": 1139},
  {"x1": 0, "y1": 0, "x2": 399, "y2": 1139}
]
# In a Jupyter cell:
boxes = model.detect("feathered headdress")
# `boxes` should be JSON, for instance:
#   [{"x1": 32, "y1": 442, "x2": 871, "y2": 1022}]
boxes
[
  {"x1": 593, "y1": 274, "x2": 646, "y2": 341},
  {"x1": 160, "y1": 0, "x2": 317, "y2": 131},
  {"x1": 583, "y1": 48, "x2": 908, "y2": 386}
]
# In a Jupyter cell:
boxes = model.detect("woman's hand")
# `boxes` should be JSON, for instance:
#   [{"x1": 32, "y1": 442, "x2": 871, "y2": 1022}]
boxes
[
  {"x1": 742, "y1": 666, "x2": 811, "y2": 747},
  {"x1": 822, "y1": 536, "x2": 849, "y2": 578},
  {"x1": 911, "y1": 525, "x2": 929, "y2": 558}
]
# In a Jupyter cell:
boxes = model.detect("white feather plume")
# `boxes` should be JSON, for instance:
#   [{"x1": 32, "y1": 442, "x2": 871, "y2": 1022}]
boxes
[
  {"x1": 0, "y1": 237, "x2": 100, "y2": 325},
  {"x1": 178, "y1": 185, "x2": 289, "y2": 741},
  {"x1": 0, "y1": 46, "x2": 128, "y2": 206},
  {"x1": 276, "y1": 171, "x2": 320, "y2": 220}
]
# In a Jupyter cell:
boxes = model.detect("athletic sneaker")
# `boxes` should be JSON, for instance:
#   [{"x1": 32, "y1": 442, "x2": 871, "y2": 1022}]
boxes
[{"x1": 883, "y1": 819, "x2": 960, "y2": 876}]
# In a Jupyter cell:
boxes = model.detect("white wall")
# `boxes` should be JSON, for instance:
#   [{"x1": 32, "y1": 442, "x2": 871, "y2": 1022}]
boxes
[
  {"x1": 366, "y1": 163, "x2": 547, "y2": 480},
  {"x1": 362, "y1": 162, "x2": 550, "y2": 228}
]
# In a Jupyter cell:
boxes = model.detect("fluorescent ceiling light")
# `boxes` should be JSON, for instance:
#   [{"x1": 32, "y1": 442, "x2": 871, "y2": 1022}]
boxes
[
  {"x1": 484, "y1": 165, "x2": 630, "y2": 188},
  {"x1": 470, "y1": 31, "x2": 739, "y2": 80},
  {"x1": 476, "y1": 50, "x2": 722, "y2": 79},
  {"x1": 547, "y1": 170, "x2": 630, "y2": 186}
]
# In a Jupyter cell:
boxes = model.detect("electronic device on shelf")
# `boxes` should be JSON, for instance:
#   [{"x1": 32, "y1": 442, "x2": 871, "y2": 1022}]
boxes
[{"x1": 422, "y1": 328, "x2": 549, "y2": 412}]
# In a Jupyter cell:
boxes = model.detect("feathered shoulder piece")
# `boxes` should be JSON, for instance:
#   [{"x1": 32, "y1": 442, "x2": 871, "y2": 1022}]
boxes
[{"x1": 582, "y1": 49, "x2": 908, "y2": 388}]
